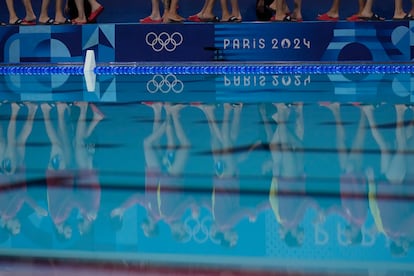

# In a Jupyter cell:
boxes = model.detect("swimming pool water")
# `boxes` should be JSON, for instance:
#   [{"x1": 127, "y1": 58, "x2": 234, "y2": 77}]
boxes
[{"x1": 0, "y1": 68, "x2": 413, "y2": 275}]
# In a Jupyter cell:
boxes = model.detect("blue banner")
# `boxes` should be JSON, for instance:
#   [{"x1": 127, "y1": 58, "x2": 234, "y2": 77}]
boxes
[{"x1": 0, "y1": 21, "x2": 412, "y2": 64}]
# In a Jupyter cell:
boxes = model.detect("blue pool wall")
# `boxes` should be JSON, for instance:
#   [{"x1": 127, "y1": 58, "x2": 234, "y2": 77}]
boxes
[{"x1": 0, "y1": 21, "x2": 414, "y2": 64}]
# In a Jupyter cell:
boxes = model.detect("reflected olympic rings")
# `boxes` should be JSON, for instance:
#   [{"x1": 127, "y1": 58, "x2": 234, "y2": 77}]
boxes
[{"x1": 146, "y1": 74, "x2": 184, "y2": 94}]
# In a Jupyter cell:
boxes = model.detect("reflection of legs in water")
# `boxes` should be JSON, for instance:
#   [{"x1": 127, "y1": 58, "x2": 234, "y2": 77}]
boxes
[
  {"x1": 294, "y1": 103, "x2": 304, "y2": 142},
  {"x1": 322, "y1": 103, "x2": 366, "y2": 173},
  {"x1": 57, "y1": 103, "x2": 71, "y2": 163},
  {"x1": 270, "y1": 103, "x2": 305, "y2": 246},
  {"x1": 259, "y1": 104, "x2": 275, "y2": 174},
  {"x1": 2, "y1": 103, "x2": 19, "y2": 174},
  {"x1": 143, "y1": 102, "x2": 166, "y2": 170},
  {"x1": 0, "y1": 124, "x2": 4, "y2": 169},
  {"x1": 75, "y1": 103, "x2": 104, "y2": 138},
  {"x1": 271, "y1": 103, "x2": 304, "y2": 178},
  {"x1": 406, "y1": 106, "x2": 414, "y2": 180},
  {"x1": 229, "y1": 104, "x2": 242, "y2": 145},
  {"x1": 163, "y1": 104, "x2": 190, "y2": 175},
  {"x1": 16, "y1": 102, "x2": 38, "y2": 167},
  {"x1": 362, "y1": 105, "x2": 407, "y2": 184},
  {"x1": 72, "y1": 102, "x2": 104, "y2": 235},
  {"x1": 41, "y1": 103, "x2": 72, "y2": 170},
  {"x1": 2, "y1": 103, "x2": 37, "y2": 174},
  {"x1": 220, "y1": 103, "x2": 243, "y2": 176},
  {"x1": 196, "y1": 103, "x2": 243, "y2": 177},
  {"x1": 42, "y1": 103, "x2": 75, "y2": 239},
  {"x1": 195, "y1": 103, "x2": 243, "y2": 247},
  {"x1": 160, "y1": 104, "x2": 191, "y2": 241},
  {"x1": 259, "y1": 104, "x2": 273, "y2": 142},
  {"x1": 195, "y1": 104, "x2": 223, "y2": 173},
  {"x1": 163, "y1": 104, "x2": 175, "y2": 170},
  {"x1": 74, "y1": 102, "x2": 104, "y2": 170},
  {"x1": 406, "y1": 106, "x2": 414, "y2": 140},
  {"x1": 322, "y1": 103, "x2": 368, "y2": 245},
  {"x1": 389, "y1": 105, "x2": 408, "y2": 183},
  {"x1": 270, "y1": 106, "x2": 283, "y2": 177},
  {"x1": 0, "y1": 102, "x2": 44, "y2": 235},
  {"x1": 44, "y1": 103, "x2": 91, "y2": 238},
  {"x1": 225, "y1": 103, "x2": 242, "y2": 168},
  {"x1": 345, "y1": 106, "x2": 366, "y2": 174},
  {"x1": 196, "y1": 104, "x2": 223, "y2": 143},
  {"x1": 142, "y1": 102, "x2": 166, "y2": 237}
]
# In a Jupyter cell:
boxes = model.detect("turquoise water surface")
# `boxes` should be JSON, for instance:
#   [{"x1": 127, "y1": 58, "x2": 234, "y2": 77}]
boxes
[{"x1": 0, "y1": 68, "x2": 413, "y2": 274}]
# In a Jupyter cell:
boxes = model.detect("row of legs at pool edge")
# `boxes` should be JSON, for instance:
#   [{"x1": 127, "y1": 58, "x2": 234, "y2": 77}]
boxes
[
  {"x1": 5, "y1": 0, "x2": 414, "y2": 25},
  {"x1": 142, "y1": 0, "x2": 414, "y2": 23},
  {"x1": 4, "y1": 0, "x2": 104, "y2": 25}
]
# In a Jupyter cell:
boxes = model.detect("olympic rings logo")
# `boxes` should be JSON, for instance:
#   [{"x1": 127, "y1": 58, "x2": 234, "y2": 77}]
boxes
[
  {"x1": 146, "y1": 74, "x2": 184, "y2": 94},
  {"x1": 145, "y1": 32, "x2": 184, "y2": 52},
  {"x1": 181, "y1": 216, "x2": 220, "y2": 244}
]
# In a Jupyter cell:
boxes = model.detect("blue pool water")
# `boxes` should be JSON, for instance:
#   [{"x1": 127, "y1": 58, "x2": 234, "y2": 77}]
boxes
[{"x1": 0, "y1": 65, "x2": 413, "y2": 275}]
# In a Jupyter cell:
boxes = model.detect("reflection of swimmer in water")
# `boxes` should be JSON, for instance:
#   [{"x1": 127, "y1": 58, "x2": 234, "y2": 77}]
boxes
[
  {"x1": 43, "y1": 102, "x2": 102, "y2": 239},
  {"x1": 73, "y1": 102, "x2": 103, "y2": 235},
  {"x1": 112, "y1": 103, "x2": 196, "y2": 241},
  {"x1": 321, "y1": 102, "x2": 369, "y2": 245},
  {"x1": 42, "y1": 102, "x2": 74, "y2": 239},
  {"x1": 0, "y1": 102, "x2": 47, "y2": 236},
  {"x1": 194, "y1": 103, "x2": 259, "y2": 247},
  {"x1": 268, "y1": 103, "x2": 314, "y2": 247},
  {"x1": 364, "y1": 104, "x2": 414, "y2": 256}
]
